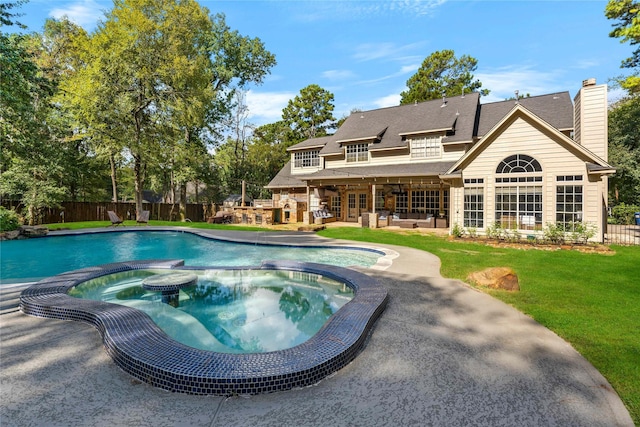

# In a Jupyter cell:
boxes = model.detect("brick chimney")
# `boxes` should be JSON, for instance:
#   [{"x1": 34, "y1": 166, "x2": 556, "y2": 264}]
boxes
[{"x1": 573, "y1": 78, "x2": 608, "y2": 160}]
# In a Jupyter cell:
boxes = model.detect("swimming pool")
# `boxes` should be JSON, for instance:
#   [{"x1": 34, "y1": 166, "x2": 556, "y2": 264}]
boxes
[
  {"x1": 0, "y1": 229, "x2": 387, "y2": 283},
  {"x1": 21, "y1": 259, "x2": 389, "y2": 395},
  {"x1": 69, "y1": 268, "x2": 354, "y2": 353}
]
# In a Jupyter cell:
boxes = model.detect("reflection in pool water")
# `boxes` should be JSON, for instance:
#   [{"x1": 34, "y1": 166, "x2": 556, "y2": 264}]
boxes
[{"x1": 70, "y1": 268, "x2": 354, "y2": 353}]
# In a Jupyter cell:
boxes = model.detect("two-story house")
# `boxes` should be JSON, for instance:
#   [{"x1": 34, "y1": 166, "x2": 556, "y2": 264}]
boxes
[{"x1": 266, "y1": 79, "x2": 615, "y2": 242}]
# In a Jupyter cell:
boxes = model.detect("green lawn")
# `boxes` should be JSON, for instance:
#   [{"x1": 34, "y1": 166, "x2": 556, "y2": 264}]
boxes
[
  {"x1": 44, "y1": 220, "x2": 268, "y2": 232},
  {"x1": 317, "y1": 227, "x2": 640, "y2": 425},
  {"x1": 40, "y1": 221, "x2": 639, "y2": 423}
]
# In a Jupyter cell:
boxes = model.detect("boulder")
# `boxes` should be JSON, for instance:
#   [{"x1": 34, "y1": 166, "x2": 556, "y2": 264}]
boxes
[
  {"x1": 467, "y1": 267, "x2": 519, "y2": 291},
  {"x1": 18, "y1": 225, "x2": 49, "y2": 238}
]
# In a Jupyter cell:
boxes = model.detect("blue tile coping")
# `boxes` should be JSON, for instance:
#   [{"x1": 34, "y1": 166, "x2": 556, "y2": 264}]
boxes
[{"x1": 20, "y1": 259, "x2": 388, "y2": 396}]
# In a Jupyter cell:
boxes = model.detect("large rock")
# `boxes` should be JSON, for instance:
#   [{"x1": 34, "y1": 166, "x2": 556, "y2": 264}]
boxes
[
  {"x1": 467, "y1": 267, "x2": 520, "y2": 291},
  {"x1": 18, "y1": 225, "x2": 49, "y2": 238}
]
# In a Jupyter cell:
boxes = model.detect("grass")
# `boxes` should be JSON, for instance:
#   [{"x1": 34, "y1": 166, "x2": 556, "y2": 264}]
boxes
[
  {"x1": 39, "y1": 221, "x2": 640, "y2": 423},
  {"x1": 44, "y1": 220, "x2": 268, "y2": 232},
  {"x1": 316, "y1": 227, "x2": 640, "y2": 425}
]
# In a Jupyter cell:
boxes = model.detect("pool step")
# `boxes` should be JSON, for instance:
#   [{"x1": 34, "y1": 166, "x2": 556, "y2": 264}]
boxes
[{"x1": 0, "y1": 284, "x2": 29, "y2": 315}]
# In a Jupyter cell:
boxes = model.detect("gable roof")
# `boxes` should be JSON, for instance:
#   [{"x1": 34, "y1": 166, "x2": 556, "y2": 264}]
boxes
[
  {"x1": 287, "y1": 135, "x2": 333, "y2": 152},
  {"x1": 477, "y1": 92, "x2": 573, "y2": 136},
  {"x1": 265, "y1": 161, "x2": 308, "y2": 189},
  {"x1": 446, "y1": 103, "x2": 613, "y2": 175}
]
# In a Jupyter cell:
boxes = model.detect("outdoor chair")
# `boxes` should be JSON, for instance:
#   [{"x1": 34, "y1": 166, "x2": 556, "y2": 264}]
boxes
[
  {"x1": 107, "y1": 211, "x2": 124, "y2": 227},
  {"x1": 137, "y1": 210, "x2": 150, "y2": 225}
]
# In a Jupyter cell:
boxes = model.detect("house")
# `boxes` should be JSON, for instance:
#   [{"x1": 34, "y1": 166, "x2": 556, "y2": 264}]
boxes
[{"x1": 266, "y1": 79, "x2": 615, "y2": 242}]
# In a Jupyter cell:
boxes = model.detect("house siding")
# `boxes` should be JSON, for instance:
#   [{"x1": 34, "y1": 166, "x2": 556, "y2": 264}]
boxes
[
  {"x1": 574, "y1": 83, "x2": 607, "y2": 160},
  {"x1": 455, "y1": 116, "x2": 604, "y2": 239}
]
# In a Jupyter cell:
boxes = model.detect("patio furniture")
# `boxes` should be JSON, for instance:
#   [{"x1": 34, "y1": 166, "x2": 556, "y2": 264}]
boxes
[
  {"x1": 107, "y1": 211, "x2": 123, "y2": 227},
  {"x1": 208, "y1": 211, "x2": 233, "y2": 224},
  {"x1": 137, "y1": 210, "x2": 150, "y2": 225}
]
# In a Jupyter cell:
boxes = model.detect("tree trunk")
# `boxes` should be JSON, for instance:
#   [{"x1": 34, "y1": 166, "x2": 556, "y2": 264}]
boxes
[
  {"x1": 134, "y1": 153, "x2": 144, "y2": 218},
  {"x1": 109, "y1": 152, "x2": 118, "y2": 202},
  {"x1": 179, "y1": 182, "x2": 187, "y2": 221}
]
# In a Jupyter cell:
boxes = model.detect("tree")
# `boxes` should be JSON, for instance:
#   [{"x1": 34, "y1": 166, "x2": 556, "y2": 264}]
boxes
[
  {"x1": 608, "y1": 96, "x2": 640, "y2": 205},
  {"x1": 62, "y1": 0, "x2": 275, "y2": 217},
  {"x1": 282, "y1": 84, "x2": 337, "y2": 141},
  {"x1": 606, "y1": 0, "x2": 640, "y2": 94},
  {"x1": 0, "y1": 4, "x2": 68, "y2": 224},
  {"x1": 399, "y1": 50, "x2": 489, "y2": 104}
]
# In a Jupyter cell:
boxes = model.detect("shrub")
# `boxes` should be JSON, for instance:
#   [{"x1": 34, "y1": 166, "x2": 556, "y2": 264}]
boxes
[
  {"x1": 543, "y1": 222, "x2": 566, "y2": 244},
  {"x1": 486, "y1": 222, "x2": 503, "y2": 240},
  {"x1": 0, "y1": 207, "x2": 20, "y2": 232},
  {"x1": 466, "y1": 227, "x2": 478, "y2": 239},
  {"x1": 569, "y1": 221, "x2": 596, "y2": 244},
  {"x1": 451, "y1": 223, "x2": 464, "y2": 238},
  {"x1": 611, "y1": 203, "x2": 640, "y2": 225}
]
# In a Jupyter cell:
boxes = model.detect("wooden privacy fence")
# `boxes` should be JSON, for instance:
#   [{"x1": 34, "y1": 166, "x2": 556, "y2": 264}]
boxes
[{"x1": 2, "y1": 201, "x2": 208, "y2": 224}]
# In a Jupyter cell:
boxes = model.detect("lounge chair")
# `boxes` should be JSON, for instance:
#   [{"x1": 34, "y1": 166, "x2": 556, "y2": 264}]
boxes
[
  {"x1": 137, "y1": 210, "x2": 150, "y2": 225},
  {"x1": 107, "y1": 211, "x2": 123, "y2": 227}
]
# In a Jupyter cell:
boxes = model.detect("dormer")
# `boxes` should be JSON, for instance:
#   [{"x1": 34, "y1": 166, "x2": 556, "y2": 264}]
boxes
[{"x1": 287, "y1": 136, "x2": 331, "y2": 174}]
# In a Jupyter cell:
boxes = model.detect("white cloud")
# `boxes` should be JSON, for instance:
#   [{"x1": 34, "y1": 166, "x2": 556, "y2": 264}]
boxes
[
  {"x1": 475, "y1": 66, "x2": 565, "y2": 102},
  {"x1": 245, "y1": 90, "x2": 295, "y2": 124},
  {"x1": 372, "y1": 94, "x2": 401, "y2": 109},
  {"x1": 322, "y1": 69, "x2": 357, "y2": 81},
  {"x1": 289, "y1": 0, "x2": 447, "y2": 22},
  {"x1": 50, "y1": 0, "x2": 107, "y2": 29},
  {"x1": 353, "y1": 41, "x2": 426, "y2": 63}
]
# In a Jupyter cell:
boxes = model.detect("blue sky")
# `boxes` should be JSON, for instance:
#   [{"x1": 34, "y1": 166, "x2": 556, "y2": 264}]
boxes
[{"x1": 9, "y1": 0, "x2": 633, "y2": 126}]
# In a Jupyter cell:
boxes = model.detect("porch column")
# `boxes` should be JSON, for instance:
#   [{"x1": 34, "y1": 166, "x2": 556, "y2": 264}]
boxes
[
  {"x1": 439, "y1": 181, "x2": 445, "y2": 217},
  {"x1": 372, "y1": 184, "x2": 376, "y2": 213},
  {"x1": 306, "y1": 185, "x2": 311, "y2": 225}
]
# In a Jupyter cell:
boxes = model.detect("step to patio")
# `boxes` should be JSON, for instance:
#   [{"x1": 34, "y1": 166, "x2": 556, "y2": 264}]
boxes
[{"x1": 0, "y1": 285, "x2": 29, "y2": 315}]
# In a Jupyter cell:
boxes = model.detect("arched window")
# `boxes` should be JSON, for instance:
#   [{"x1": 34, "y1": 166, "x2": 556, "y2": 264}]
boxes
[
  {"x1": 494, "y1": 154, "x2": 543, "y2": 230},
  {"x1": 496, "y1": 154, "x2": 542, "y2": 174}
]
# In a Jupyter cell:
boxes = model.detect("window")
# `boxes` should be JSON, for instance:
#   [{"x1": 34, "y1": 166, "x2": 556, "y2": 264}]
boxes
[
  {"x1": 410, "y1": 190, "x2": 445, "y2": 216},
  {"x1": 556, "y1": 175, "x2": 583, "y2": 230},
  {"x1": 463, "y1": 179, "x2": 484, "y2": 228},
  {"x1": 346, "y1": 143, "x2": 369, "y2": 163},
  {"x1": 395, "y1": 192, "x2": 408, "y2": 213},
  {"x1": 410, "y1": 136, "x2": 441, "y2": 159},
  {"x1": 294, "y1": 150, "x2": 320, "y2": 168},
  {"x1": 496, "y1": 154, "x2": 542, "y2": 174},
  {"x1": 495, "y1": 186, "x2": 542, "y2": 230},
  {"x1": 494, "y1": 155, "x2": 543, "y2": 230},
  {"x1": 359, "y1": 193, "x2": 368, "y2": 211},
  {"x1": 330, "y1": 195, "x2": 341, "y2": 219}
]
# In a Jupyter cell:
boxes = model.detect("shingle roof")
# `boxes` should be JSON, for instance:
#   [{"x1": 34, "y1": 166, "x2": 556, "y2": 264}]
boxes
[
  {"x1": 319, "y1": 92, "x2": 480, "y2": 156},
  {"x1": 287, "y1": 135, "x2": 333, "y2": 152},
  {"x1": 265, "y1": 161, "x2": 309, "y2": 189},
  {"x1": 298, "y1": 161, "x2": 456, "y2": 181},
  {"x1": 477, "y1": 92, "x2": 573, "y2": 136}
]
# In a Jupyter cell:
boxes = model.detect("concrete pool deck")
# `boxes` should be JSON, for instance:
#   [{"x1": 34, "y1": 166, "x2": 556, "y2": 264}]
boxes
[{"x1": 0, "y1": 228, "x2": 633, "y2": 426}]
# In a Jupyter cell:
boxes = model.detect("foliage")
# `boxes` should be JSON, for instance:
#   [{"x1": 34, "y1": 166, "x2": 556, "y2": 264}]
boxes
[
  {"x1": 605, "y1": 0, "x2": 640, "y2": 93},
  {"x1": 608, "y1": 96, "x2": 640, "y2": 205},
  {"x1": 568, "y1": 222, "x2": 597, "y2": 244},
  {"x1": 611, "y1": 203, "x2": 640, "y2": 224},
  {"x1": 400, "y1": 50, "x2": 489, "y2": 104},
  {"x1": 282, "y1": 84, "x2": 337, "y2": 141},
  {"x1": 485, "y1": 222, "x2": 503, "y2": 240},
  {"x1": 451, "y1": 222, "x2": 464, "y2": 238},
  {"x1": 0, "y1": 206, "x2": 20, "y2": 231},
  {"x1": 542, "y1": 222, "x2": 566, "y2": 244}
]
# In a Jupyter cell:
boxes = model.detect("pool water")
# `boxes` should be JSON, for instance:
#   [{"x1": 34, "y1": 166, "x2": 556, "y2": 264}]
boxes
[
  {"x1": 0, "y1": 231, "x2": 382, "y2": 283},
  {"x1": 69, "y1": 268, "x2": 354, "y2": 353}
]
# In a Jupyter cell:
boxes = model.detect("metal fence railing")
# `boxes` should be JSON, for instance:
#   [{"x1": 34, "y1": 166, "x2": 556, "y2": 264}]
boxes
[{"x1": 605, "y1": 224, "x2": 640, "y2": 246}]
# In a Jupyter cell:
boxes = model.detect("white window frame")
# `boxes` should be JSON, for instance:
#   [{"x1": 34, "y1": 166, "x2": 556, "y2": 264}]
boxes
[
  {"x1": 345, "y1": 143, "x2": 369, "y2": 163},
  {"x1": 463, "y1": 179, "x2": 484, "y2": 228},
  {"x1": 294, "y1": 150, "x2": 320, "y2": 168},
  {"x1": 410, "y1": 136, "x2": 441, "y2": 159}
]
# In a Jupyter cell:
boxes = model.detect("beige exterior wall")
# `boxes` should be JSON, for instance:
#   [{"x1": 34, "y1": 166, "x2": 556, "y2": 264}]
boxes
[
  {"x1": 324, "y1": 136, "x2": 465, "y2": 169},
  {"x1": 574, "y1": 83, "x2": 608, "y2": 160},
  {"x1": 453, "y1": 115, "x2": 606, "y2": 241}
]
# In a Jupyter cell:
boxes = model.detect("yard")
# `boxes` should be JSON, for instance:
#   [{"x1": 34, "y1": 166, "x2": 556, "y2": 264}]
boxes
[
  {"x1": 41, "y1": 221, "x2": 639, "y2": 424},
  {"x1": 318, "y1": 227, "x2": 639, "y2": 425}
]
